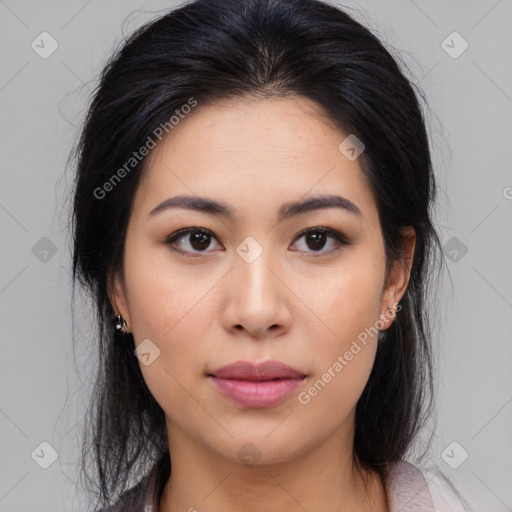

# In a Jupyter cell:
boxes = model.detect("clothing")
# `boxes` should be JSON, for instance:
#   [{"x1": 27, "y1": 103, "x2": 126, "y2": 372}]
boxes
[
  {"x1": 100, "y1": 459, "x2": 471, "y2": 512},
  {"x1": 386, "y1": 461, "x2": 471, "y2": 511}
]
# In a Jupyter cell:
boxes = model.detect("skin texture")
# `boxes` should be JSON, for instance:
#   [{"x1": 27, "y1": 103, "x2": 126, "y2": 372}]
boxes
[{"x1": 110, "y1": 96, "x2": 415, "y2": 512}]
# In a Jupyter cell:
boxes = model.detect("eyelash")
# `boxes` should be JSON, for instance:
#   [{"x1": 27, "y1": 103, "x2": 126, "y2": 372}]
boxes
[{"x1": 163, "y1": 226, "x2": 350, "y2": 258}]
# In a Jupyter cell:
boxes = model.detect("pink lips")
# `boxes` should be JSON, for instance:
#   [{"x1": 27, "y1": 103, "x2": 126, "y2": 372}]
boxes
[{"x1": 208, "y1": 360, "x2": 306, "y2": 408}]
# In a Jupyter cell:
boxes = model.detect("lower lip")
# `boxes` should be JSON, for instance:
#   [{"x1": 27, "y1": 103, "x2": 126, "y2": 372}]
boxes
[{"x1": 209, "y1": 376, "x2": 304, "y2": 408}]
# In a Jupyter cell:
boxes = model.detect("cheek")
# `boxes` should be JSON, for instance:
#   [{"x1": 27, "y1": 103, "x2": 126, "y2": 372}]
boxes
[
  {"x1": 123, "y1": 240, "x2": 214, "y2": 341},
  {"x1": 298, "y1": 254, "x2": 383, "y2": 412},
  {"x1": 123, "y1": 246, "x2": 217, "y2": 423},
  {"x1": 123, "y1": 242, "x2": 226, "y2": 381},
  {"x1": 313, "y1": 251, "x2": 384, "y2": 345}
]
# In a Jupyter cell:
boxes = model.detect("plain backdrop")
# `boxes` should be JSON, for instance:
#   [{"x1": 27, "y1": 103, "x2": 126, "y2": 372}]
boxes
[{"x1": 0, "y1": 0, "x2": 511, "y2": 511}]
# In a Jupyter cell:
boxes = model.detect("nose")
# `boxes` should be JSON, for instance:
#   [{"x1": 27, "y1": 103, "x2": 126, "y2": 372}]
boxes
[{"x1": 221, "y1": 245, "x2": 292, "y2": 340}]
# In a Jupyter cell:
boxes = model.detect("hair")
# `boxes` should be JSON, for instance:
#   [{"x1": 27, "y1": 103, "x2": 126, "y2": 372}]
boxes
[{"x1": 68, "y1": 0, "x2": 447, "y2": 509}]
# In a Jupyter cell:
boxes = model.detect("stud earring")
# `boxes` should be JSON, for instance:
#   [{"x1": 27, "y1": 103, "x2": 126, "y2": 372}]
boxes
[{"x1": 114, "y1": 314, "x2": 129, "y2": 335}]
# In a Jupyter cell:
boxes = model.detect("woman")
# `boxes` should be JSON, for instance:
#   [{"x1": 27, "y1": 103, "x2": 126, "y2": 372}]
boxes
[{"x1": 70, "y1": 0, "x2": 472, "y2": 510}]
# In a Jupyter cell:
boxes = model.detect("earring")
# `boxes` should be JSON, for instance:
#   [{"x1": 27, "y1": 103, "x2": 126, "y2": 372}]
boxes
[{"x1": 114, "y1": 314, "x2": 129, "y2": 334}]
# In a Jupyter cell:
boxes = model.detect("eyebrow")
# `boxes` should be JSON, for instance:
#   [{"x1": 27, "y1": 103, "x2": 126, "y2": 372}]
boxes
[{"x1": 148, "y1": 194, "x2": 362, "y2": 220}]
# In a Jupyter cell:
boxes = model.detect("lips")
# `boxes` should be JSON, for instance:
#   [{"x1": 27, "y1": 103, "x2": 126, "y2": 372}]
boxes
[
  {"x1": 208, "y1": 360, "x2": 306, "y2": 380},
  {"x1": 207, "y1": 360, "x2": 306, "y2": 408}
]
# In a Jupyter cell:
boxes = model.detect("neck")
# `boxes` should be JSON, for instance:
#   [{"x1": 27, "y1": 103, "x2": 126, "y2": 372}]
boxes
[{"x1": 158, "y1": 416, "x2": 388, "y2": 512}]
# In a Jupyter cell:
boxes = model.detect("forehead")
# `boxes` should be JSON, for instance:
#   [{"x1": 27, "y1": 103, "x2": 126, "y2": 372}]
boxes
[{"x1": 132, "y1": 96, "x2": 377, "y2": 225}]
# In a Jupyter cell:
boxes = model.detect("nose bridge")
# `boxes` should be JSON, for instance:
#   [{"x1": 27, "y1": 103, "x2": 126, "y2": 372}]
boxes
[
  {"x1": 234, "y1": 235, "x2": 279, "y2": 303},
  {"x1": 223, "y1": 235, "x2": 291, "y2": 337}
]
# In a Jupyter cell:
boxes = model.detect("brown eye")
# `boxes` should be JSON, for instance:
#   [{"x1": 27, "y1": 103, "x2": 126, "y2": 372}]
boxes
[
  {"x1": 165, "y1": 228, "x2": 223, "y2": 256},
  {"x1": 188, "y1": 231, "x2": 212, "y2": 251},
  {"x1": 304, "y1": 231, "x2": 328, "y2": 250},
  {"x1": 165, "y1": 226, "x2": 349, "y2": 258},
  {"x1": 291, "y1": 227, "x2": 349, "y2": 255}
]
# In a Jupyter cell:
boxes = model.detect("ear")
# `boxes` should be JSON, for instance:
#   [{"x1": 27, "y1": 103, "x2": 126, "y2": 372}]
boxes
[
  {"x1": 378, "y1": 226, "x2": 416, "y2": 330},
  {"x1": 108, "y1": 269, "x2": 132, "y2": 330}
]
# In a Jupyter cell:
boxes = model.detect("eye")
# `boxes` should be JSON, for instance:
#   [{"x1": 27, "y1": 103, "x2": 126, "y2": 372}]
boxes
[
  {"x1": 164, "y1": 226, "x2": 349, "y2": 257},
  {"x1": 291, "y1": 227, "x2": 349, "y2": 256},
  {"x1": 164, "y1": 227, "x2": 222, "y2": 257}
]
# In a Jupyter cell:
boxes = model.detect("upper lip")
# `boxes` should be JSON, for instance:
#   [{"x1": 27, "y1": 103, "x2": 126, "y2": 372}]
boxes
[{"x1": 208, "y1": 360, "x2": 306, "y2": 380}]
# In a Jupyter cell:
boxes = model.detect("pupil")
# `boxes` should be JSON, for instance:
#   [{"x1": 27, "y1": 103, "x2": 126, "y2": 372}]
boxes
[
  {"x1": 188, "y1": 231, "x2": 327, "y2": 252},
  {"x1": 307, "y1": 232, "x2": 326, "y2": 250},
  {"x1": 190, "y1": 232, "x2": 210, "y2": 250}
]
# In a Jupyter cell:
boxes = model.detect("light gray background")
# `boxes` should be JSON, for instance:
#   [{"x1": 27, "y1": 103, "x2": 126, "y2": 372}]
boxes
[{"x1": 1, "y1": 0, "x2": 511, "y2": 511}]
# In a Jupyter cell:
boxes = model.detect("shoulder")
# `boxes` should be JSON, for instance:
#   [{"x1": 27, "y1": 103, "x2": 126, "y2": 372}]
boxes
[
  {"x1": 385, "y1": 460, "x2": 472, "y2": 512},
  {"x1": 420, "y1": 465, "x2": 472, "y2": 512}
]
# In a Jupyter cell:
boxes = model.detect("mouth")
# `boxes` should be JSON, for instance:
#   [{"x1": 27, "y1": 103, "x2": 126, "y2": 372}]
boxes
[
  {"x1": 208, "y1": 360, "x2": 306, "y2": 380},
  {"x1": 207, "y1": 360, "x2": 307, "y2": 408}
]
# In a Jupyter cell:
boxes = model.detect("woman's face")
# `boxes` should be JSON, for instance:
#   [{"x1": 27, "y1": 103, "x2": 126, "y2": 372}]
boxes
[{"x1": 111, "y1": 96, "x2": 413, "y2": 465}]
